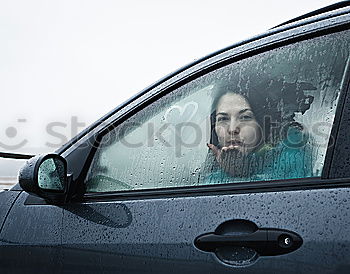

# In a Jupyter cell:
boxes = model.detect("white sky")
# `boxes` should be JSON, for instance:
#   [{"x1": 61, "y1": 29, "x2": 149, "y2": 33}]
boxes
[{"x1": 0, "y1": 0, "x2": 341, "y2": 153}]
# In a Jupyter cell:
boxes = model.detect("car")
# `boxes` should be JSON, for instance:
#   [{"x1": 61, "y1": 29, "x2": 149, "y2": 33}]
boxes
[{"x1": 1, "y1": 1, "x2": 350, "y2": 273}]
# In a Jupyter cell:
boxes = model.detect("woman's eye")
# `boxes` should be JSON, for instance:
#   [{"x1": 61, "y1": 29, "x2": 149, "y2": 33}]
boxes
[
  {"x1": 240, "y1": 115, "x2": 253, "y2": 121},
  {"x1": 217, "y1": 116, "x2": 229, "y2": 122}
]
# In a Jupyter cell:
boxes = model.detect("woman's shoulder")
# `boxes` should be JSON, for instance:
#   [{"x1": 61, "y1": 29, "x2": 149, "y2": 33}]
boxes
[{"x1": 259, "y1": 128, "x2": 314, "y2": 179}]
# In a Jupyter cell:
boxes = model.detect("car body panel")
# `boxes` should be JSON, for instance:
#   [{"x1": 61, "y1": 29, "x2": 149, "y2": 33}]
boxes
[
  {"x1": 0, "y1": 192, "x2": 63, "y2": 272},
  {"x1": 0, "y1": 191, "x2": 20, "y2": 233},
  {"x1": 59, "y1": 187, "x2": 350, "y2": 273}
]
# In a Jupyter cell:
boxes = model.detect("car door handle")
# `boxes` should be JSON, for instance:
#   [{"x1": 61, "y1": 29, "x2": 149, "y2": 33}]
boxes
[{"x1": 194, "y1": 228, "x2": 303, "y2": 256}]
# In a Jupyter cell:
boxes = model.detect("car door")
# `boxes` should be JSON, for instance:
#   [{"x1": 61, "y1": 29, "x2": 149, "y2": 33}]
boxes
[{"x1": 55, "y1": 20, "x2": 350, "y2": 274}]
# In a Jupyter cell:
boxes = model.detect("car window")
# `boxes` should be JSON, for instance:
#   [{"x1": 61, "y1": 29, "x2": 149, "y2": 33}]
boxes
[{"x1": 85, "y1": 30, "x2": 350, "y2": 193}]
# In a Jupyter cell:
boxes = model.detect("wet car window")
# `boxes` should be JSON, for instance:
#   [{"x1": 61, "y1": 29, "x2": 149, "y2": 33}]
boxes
[{"x1": 86, "y1": 30, "x2": 350, "y2": 192}]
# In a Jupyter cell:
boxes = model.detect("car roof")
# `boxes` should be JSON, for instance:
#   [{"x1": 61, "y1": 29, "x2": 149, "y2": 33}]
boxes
[
  {"x1": 57, "y1": 1, "x2": 350, "y2": 155},
  {"x1": 272, "y1": 1, "x2": 350, "y2": 29}
]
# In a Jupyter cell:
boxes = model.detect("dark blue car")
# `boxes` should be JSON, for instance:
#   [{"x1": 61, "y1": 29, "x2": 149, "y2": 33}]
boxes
[{"x1": 1, "y1": 2, "x2": 350, "y2": 273}]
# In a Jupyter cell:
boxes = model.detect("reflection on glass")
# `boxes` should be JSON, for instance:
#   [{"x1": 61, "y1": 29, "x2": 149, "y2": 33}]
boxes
[{"x1": 38, "y1": 158, "x2": 65, "y2": 191}]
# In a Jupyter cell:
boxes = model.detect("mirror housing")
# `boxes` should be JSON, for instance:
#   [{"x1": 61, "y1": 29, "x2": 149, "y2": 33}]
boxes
[{"x1": 19, "y1": 154, "x2": 72, "y2": 204}]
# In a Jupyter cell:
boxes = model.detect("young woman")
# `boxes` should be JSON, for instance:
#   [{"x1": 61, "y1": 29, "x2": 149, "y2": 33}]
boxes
[{"x1": 203, "y1": 79, "x2": 315, "y2": 184}]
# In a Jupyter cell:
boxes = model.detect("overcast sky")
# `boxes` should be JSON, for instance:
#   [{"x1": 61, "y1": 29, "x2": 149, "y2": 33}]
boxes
[{"x1": 0, "y1": 0, "x2": 341, "y2": 153}]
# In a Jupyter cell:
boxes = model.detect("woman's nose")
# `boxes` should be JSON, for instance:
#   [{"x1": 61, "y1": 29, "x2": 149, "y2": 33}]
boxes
[{"x1": 228, "y1": 119, "x2": 240, "y2": 135}]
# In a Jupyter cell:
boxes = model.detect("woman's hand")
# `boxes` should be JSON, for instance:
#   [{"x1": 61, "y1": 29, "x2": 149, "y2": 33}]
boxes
[{"x1": 207, "y1": 143, "x2": 244, "y2": 176}]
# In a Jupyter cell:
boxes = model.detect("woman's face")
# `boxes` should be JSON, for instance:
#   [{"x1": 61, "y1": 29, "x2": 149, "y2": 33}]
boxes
[{"x1": 215, "y1": 93, "x2": 262, "y2": 155}]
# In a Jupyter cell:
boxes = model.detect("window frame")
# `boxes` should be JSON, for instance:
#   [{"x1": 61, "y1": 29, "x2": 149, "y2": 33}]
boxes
[{"x1": 59, "y1": 14, "x2": 350, "y2": 202}]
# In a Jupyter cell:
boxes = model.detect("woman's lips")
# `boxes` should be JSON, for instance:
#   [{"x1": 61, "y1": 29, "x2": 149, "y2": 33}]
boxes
[{"x1": 225, "y1": 140, "x2": 243, "y2": 148}]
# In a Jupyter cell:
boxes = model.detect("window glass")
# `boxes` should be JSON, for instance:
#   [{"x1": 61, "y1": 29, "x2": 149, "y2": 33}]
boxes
[{"x1": 86, "y1": 30, "x2": 350, "y2": 192}]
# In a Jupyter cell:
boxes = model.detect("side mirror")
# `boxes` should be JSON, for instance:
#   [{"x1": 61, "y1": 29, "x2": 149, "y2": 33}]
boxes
[{"x1": 19, "y1": 154, "x2": 72, "y2": 204}]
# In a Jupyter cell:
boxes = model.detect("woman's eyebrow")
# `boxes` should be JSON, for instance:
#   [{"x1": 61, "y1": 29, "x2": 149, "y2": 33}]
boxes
[
  {"x1": 238, "y1": 108, "x2": 252, "y2": 114},
  {"x1": 216, "y1": 109, "x2": 253, "y2": 116},
  {"x1": 216, "y1": 112, "x2": 228, "y2": 116}
]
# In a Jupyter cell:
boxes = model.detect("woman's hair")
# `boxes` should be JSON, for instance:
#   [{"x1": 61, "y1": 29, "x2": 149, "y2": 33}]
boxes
[{"x1": 209, "y1": 78, "x2": 315, "y2": 149}]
